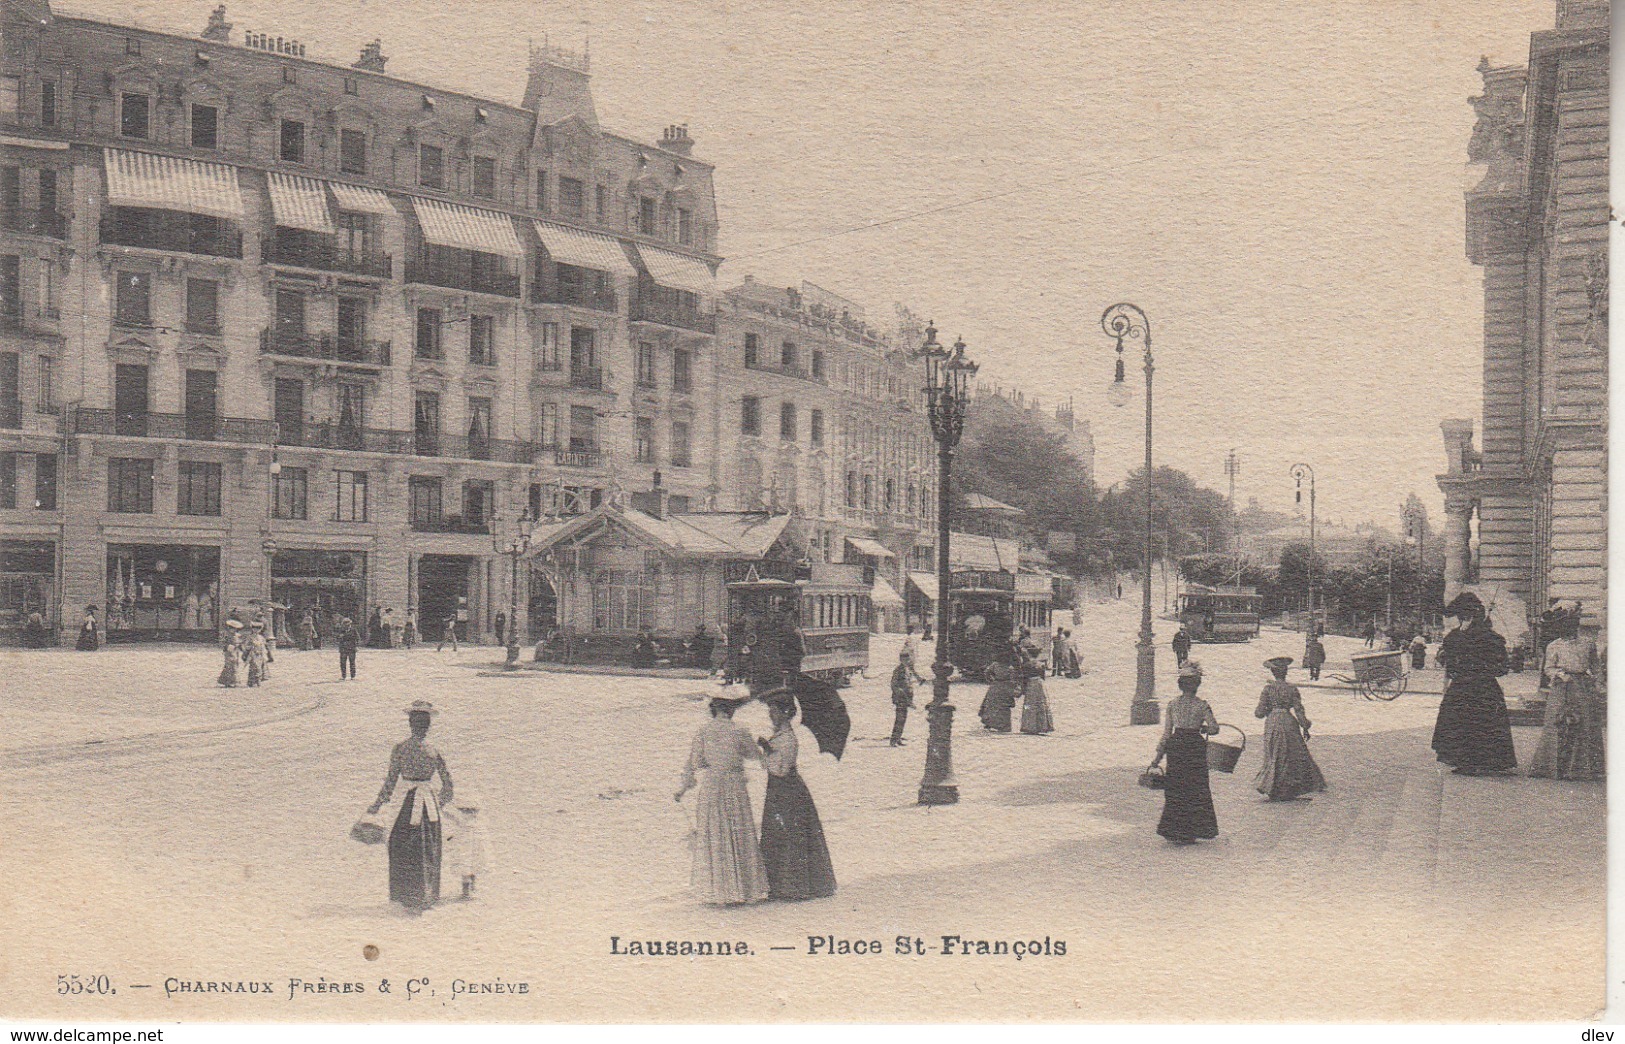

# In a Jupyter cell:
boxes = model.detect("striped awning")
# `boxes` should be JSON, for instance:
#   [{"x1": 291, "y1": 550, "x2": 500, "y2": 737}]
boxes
[
  {"x1": 534, "y1": 220, "x2": 636, "y2": 277},
  {"x1": 411, "y1": 197, "x2": 524, "y2": 259},
  {"x1": 103, "y1": 149, "x2": 244, "y2": 221},
  {"x1": 267, "y1": 173, "x2": 335, "y2": 234},
  {"x1": 633, "y1": 243, "x2": 716, "y2": 296},
  {"x1": 329, "y1": 181, "x2": 396, "y2": 217}
]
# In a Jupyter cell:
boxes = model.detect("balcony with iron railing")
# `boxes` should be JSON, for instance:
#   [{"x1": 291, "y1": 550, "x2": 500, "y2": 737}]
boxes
[
  {"x1": 569, "y1": 366, "x2": 605, "y2": 391},
  {"x1": 743, "y1": 357, "x2": 825, "y2": 384},
  {"x1": 263, "y1": 234, "x2": 392, "y2": 279},
  {"x1": 1, "y1": 208, "x2": 68, "y2": 239},
  {"x1": 556, "y1": 445, "x2": 603, "y2": 468},
  {"x1": 99, "y1": 215, "x2": 243, "y2": 260},
  {"x1": 529, "y1": 279, "x2": 618, "y2": 314},
  {"x1": 410, "y1": 514, "x2": 492, "y2": 535},
  {"x1": 630, "y1": 289, "x2": 717, "y2": 334},
  {"x1": 67, "y1": 406, "x2": 277, "y2": 445},
  {"x1": 260, "y1": 328, "x2": 393, "y2": 368},
  {"x1": 406, "y1": 254, "x2": 521, "y2": 298}
]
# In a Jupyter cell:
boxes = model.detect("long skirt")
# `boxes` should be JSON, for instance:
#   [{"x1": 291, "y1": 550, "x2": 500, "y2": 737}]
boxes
[
  {"x1": 1020, "y1": 677, "x2": 1054, "y2": 734},
  {"x1": 75, "y1": 627, "x2": 98, "y2": 651},
  {"x1": 1158, "y1": 729, "x2": 1219, "y2": 841},
  {"x1": 759, "y1": 771, "x2": 836, "y2": 901},
  {"x1": 978, "y1": 679, "x2": 1019, "y2": 732},
  {"x1": 217, "y1": 653, "x2": 240, "y2": 687},
  {"x1": 388, "y1": 789, "x2": 442, "y2": 910},
  {"x1": 244, "y1": 657, "x2": 264, "y2": 687},
  {"x1": 1528, "y1": 674, "x2": 1605, "y2": 781},
  {"x1": 1431, "y1": 679, "x2": 1517, "y2": 772},
  {"x1": 690, "y1": 768, "x2": 769, "y2": 905},
  {"x1": 1254, "y1": 710, "x2": 1327, "y2": 800}
]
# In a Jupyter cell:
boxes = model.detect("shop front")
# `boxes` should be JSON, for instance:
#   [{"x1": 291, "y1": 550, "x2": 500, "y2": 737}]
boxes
[
  {"x1": 0, "y1": 539, "x2": 56, "y2": 645},
  {"x1": 270, "y1": 549, "x2": 368, "y2": 643},
  {"x1": 105, "y1": 544, "x2": 221, "y2": 641}
]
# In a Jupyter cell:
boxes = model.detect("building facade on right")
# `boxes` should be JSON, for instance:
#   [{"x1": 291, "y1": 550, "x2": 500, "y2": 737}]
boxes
[{"x1": 1438, "y1": 0, "x2": 1608, "y2": 641}]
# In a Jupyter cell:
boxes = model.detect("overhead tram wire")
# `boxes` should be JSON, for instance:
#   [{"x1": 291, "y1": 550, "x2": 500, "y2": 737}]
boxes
[{"x1": 723, "y1": 101, "x2": 1378, "y2": 264}]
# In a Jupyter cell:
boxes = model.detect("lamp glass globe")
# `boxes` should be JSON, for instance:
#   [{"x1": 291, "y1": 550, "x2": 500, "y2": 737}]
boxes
[{"x1": 1106, "y1": 379, "x2": 1133, "y2": 408}]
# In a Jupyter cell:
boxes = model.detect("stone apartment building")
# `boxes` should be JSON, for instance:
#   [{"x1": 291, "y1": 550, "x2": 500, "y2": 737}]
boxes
[
  {"x1": 0, "y1": 0, "x2": 725, "y2": 643},
  {"x1": 1438, "y1": 0, "x2": 1607, "y2": 642},
  {"x1": 716, "y1": 277, "x2": 937, "y2": 624}
]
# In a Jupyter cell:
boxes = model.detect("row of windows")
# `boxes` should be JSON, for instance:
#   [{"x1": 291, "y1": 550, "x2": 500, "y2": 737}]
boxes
[
  {"x1": 740, "y1": 333, "x2": 826, "y2": 379},
  {"x1": 740, "y1": 398, "x2": 824, "y2": 445},
  {"x1": 103, "y1": 457, "x2": 373, "y2": 521},
  {"x1": 845, "y1": 471, "x2": 934, "y2": 517},
  {"x1": 100, "y1": 90, "x2": 700, "y2": 241}
]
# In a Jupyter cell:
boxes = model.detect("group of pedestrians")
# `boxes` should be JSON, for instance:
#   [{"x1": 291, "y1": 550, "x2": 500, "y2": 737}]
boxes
[
  {"x1": 216, "y1": 617, "x2": 272, "y2": 688},
  {"x1": 674, "y1": 690, "x2": 836, "y2": 905},
  {"x1": 976, "y1": 642, "x2": 1054, "y2": 734}
]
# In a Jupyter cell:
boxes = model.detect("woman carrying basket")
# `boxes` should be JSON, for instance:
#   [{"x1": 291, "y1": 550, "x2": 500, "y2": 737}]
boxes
[
  {"x1": 1253, "y1": 656, "x2": 1327, "y2": 801},
  {"x1": 1151, "y1": 662, "x2": 1220, "y2": 845}
]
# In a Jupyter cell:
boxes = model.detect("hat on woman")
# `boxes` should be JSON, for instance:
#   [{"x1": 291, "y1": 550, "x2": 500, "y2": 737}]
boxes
[
  {"x1": 404, "y1": 699, "x2": 437, "y2": 717},
  {"x1": 1178, "y1": 661, "x2": 1203, "y2": 680},
  {"x1": 1444, "y1": 591, "x2": 1484, "y2": 617},
  {"x1": 759, "y1": 686, "x2": 797, "y2": 714},
  {"x1": 1264, "y1": 655, "x2": 1294, "y2": 670}
]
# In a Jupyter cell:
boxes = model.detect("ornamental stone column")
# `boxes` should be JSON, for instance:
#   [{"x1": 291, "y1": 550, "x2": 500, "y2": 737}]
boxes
[{"x1": 1442, "y1": 495, "x2": 1475, "y2": 604}]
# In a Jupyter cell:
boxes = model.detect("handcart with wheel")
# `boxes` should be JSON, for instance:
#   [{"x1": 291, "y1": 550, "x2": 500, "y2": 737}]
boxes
[{"x1": 1333, "y1": 648, "x2": 1410, "y2": 701}]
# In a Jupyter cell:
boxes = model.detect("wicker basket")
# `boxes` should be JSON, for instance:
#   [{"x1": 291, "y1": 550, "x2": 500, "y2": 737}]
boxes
[{"x1": 1206, "y1": 723, "x2": 1246, "y2": 773}]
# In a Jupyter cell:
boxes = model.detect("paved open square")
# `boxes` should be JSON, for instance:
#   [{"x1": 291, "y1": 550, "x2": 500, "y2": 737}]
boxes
[{"x1": 2, "y1": 594, "x2": 1603, "y2": 1022}]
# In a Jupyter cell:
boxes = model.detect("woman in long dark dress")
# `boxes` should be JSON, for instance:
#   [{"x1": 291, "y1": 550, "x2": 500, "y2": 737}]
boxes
[
  {"x1": 1018, "y1": 650, "x2": 1054, "y2": 735},
  {"x1": 1431, "y1": 592, "x2": 1517, "y2": 775},
  {"x1": 75, "y1": 605, "x2": 99, "y2": 651},
  {"x1": 1153, "y1": 662, "x2": 1220, "y2": 844},
  {"x1": 1253, "y1": 656, "x2": 1327, "y2": 801},
  {"x1": 367, "y1": 700, "x2": 454, "y2": 912},
  {"x1": 978, "y1": 654, "x2": 1020, "y2": 732},
  {"x1": 757, "y1": 693, "x2": 836, "y2": 901}
]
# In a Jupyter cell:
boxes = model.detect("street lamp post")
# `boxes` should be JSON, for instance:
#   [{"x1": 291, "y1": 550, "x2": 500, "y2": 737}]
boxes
[
  {"x1": 1289, "y1": 463, "x2": 1317, "y2": 626},
  {"x1": 1104, "y1": 303, "x2": 1159, "y2": 726},
  {"x1": 918, "y1": 324, "x2": 976, "y2": 806},
  {"x1": 494, "y1": 508, "x2": 533, "y2": 667}
]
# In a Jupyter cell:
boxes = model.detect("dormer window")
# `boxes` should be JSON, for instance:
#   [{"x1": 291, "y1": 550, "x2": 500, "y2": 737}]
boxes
[
  {"x1": 282, "y1": 66, "x2": 297, "y2": 84},
  {"x1": 473, "y1": 156, "x2": 496, "y2": 199},
  {"x1": 475, "y1": 107, "x2": 489, "y2": 124},
  {"x1": 279, "y1": 119, "x2": 306, "y2": 163},
  {"x1": 191, "y1": 104, "x2": 219, "y2": 149},
  {"x1": 120, "y1": 92, "x2": 150, "y2": 140},
  {"x1": 421, "y1": 95, "x2": 436, "y2": 111},
  {"x1": 125, "y1": 38, "x2": 141, "y2": 56},
  {"x1": 419, "y1": 144, "x2": 444, "y2": 189}
]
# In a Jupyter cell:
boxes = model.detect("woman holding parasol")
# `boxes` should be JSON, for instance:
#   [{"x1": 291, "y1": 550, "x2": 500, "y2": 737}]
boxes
[
  {"x1": 757, "y1": 688, "x2": 836, "y2": 901},
  {"x1": 1431, "y1": 592, "x2": 1516, "y2": 776}
]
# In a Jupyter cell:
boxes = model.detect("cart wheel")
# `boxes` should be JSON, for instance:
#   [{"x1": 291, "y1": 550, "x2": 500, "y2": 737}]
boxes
[{"x1": 1369, "y1": 672, "x2": 1407, "y2": 701}]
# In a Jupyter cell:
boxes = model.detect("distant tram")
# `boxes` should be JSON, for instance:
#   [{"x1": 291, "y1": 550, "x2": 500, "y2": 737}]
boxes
[
  {"x1": 1178, "y1": 584, "x2": 1263, "y2": 643},
  {"x1": 945, "y1": 569, "x2": 1018, "y2": 680},
  {"x1": 725, "y1": 561, "x2": 872, "y2": 687}
]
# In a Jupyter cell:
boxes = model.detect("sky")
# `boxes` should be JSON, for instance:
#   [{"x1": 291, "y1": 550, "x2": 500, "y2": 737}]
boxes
[{"x1": 66, "y1": 0, "x2": 1558, "y2": 531}]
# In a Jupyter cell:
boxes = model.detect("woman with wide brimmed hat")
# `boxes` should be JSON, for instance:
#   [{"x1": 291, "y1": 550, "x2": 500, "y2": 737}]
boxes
[
  {"x1": 756, "y1": 689, "x2": 836, "y2": 901},
  {"x1": 243, "y1": 621, "x2": 269, "y2": 687},
  {"x1": 1151, "y1": 661, "x2": 1220, "y2": 844},
  {"x1": 1253, "y1": 656, "x2": 1326, "y2": 801},
  {"x1": 1431, "y1": 592, "x2": 1517, "y2": 775},
  {"x1": 367, "y1": 700, "x2": 454, "y2": 912},
  {"x1": 674, "y1": 691, "x2": 769, "y2": 905},
  {"x1": 217, "y1": 620, "x2": 244, "y2": 687},
  {"x1": 1528, "y1": 604, "x2": 1604, "y2": 781}
]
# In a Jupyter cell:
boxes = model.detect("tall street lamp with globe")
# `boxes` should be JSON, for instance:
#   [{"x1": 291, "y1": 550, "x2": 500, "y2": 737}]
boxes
[
  {"x1": 918, "y1": 324, "x2": 977, "y2": 806},
  {"x1": 1103, "y1": 303, "x2": 1160, "y2": 726}
]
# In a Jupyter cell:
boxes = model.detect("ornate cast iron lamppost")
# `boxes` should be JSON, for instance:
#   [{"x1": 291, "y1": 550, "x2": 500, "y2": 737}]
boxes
[
  {"x1": 1289, "y1": 463, "x2": 1317, "y2": 626},
  {"x1": 1104, "y1": 303, "x2": 1160, "y2": 726},
  {"x1": 494, "y1": 508, "x2": 533, "y2": 667},
  {"x1": 918, "y1": 324, "x2": 977, "y2": 806}
]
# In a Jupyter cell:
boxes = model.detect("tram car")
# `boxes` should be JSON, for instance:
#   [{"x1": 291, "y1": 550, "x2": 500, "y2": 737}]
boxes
[
  {"x1": 946, "y1": 569, "x2": 1018, "y2": 680},
  {"x1": 1178, "y1": 584, "x2": 1263, "y2": 642},
  {"x1": 725, "y1": 561, "x2": 872, "y2": 687}
]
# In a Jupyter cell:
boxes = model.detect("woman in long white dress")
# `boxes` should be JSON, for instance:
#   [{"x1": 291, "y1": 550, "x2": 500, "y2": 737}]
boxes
[{"x1": 674, "y1": 696, "x2": 770, "y2": 905}]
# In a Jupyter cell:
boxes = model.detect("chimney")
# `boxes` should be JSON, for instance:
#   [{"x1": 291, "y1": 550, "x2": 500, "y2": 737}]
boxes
[
  {"x1": 353, "y1": 39, "x2": 388, "y2": 72},
  {"x1": 660, "y1": 124, "x2": 694, "y2": 156},
  {"x1": 201, "y1": 5, "x2": 232, "y2": 42},
  {"x1": 649, "y1": 470, "x2": 670, "y2": 519}
]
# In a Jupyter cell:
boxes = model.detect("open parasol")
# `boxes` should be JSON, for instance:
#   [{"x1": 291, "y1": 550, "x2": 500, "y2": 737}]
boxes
[
  {"x1": 1460, "y1": 584, "x2": 1530, "y2": 648},
  {"x1": 786, "y1": 673, "x2": 851, "y2": 761}
]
